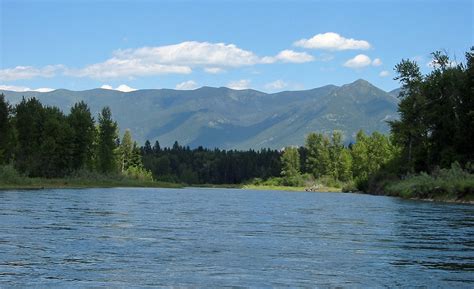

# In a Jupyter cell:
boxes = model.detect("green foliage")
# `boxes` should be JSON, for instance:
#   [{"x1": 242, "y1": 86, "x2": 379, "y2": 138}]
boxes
[
  {"x1": 351, "y1": 130, "x2": 399, "y2": 190},
  {"x1": 97, "y1": 107, "x2": 118, "y2": 173},
  {"x1": 119, "y1": 129, "x2": 134, "y2": 172},
  {"x1": 141, "y1": 143, "x2": 282, "y2": 185},
  {"x1": 0, "y1": 164, "x2": 26, "y2": 184},
  {"x1": 390, "y1": 49, "x2": 474, "y2": 173},
  {"x1": 0, "y1": 94, "x2": 14, "y2": 164},
  {"x1": 281, "y1": 147, "x2": 303, "y2": 186},
  {"x1": 305, "y1": 132, "x2": 331, "y2": 178},
  {"x1": 384, "y1": 163, "x2": 474, "y2": 200},
  {"x1": 124, "y1": 165, "x2": 154, "y2": 182},
  {"x1": 68, "y1": 101, "x2": 95, "y2": 171}
]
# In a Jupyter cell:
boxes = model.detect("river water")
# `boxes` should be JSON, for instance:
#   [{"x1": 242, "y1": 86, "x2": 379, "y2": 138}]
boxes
[{"x1": 0, "y1": 187, "x2": 473, "y2": 287}]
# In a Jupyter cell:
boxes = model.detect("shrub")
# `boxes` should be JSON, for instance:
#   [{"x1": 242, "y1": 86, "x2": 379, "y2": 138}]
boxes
[{"x1": 0, "y1": 165, "x2": 26, "y2": 184}]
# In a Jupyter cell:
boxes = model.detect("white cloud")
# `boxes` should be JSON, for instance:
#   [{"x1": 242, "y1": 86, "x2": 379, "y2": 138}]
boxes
[
  {"x1": 294, "y1": 32, "x2": 371, "y2": 51},
  {"x1": 68, "y1": 60, "x2": 191, "y2": 79},
  {"x1": 118, "y1": 41, "x2": 262, "y2": 67},
  {"x1": 66, "y1": 41, "x2": 272, "y2": 79},
  {"x1": 264, "y1": 80, "x2": 288, "y2": 91},
  {"x1": 2, "y1": 41, "x2": 318, "y2": 81},
  {"x1": 344, "y1": 54, "x2": 372, "y2": 68},
  {"x1": 175, "y1": 80, "x2": 198, "y2": 90},
  {"x1": 0, "y1": 65, "x2": 64, "y2": 81},
  {"x1": 379, "y1": 70, "x2": 390, "y2": 77},
  {"x1": 372, "y1": 58, "x2": 382, "y2": 66},
  {"x1": 204, "y1": 67, "x2": 225, "y2": 74},
  {"x1": 227, "y1": 79, "x2": 251, "y2": 90},
  {"x1": 263, "y1": 50, "x2": 314, "y2": 64},
  {"x1": 34, "y1": 87, "x2": 55, "y2": 92},
  {"x1": 116, "y1": 84, "x2": 136, "y2": 92},
  {"x1": 0, "y1": 84, "x2": 54, "y2": 92},
  {"x1": 100, "y1": 84, "x2": 137, "y2": 92}
]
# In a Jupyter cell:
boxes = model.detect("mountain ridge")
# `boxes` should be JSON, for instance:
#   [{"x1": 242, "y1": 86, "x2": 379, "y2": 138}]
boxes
[{"x1": 1, "y1": 79, "x2": 399, "y2": 149}]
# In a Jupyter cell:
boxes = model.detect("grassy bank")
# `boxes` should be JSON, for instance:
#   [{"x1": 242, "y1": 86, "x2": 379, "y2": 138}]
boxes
[
  {"x1": 242, "y1": 175, "x2": 344, "y2": 192},
  {"x1": 0, "y1": 165, "x2": 181, "y2": 190},
  {"x1": 242, "y1": 184, "x2": 307, "y2": 192},
  {"x1": 369, "y1": 164, "x2": 474, "y2": 203}
]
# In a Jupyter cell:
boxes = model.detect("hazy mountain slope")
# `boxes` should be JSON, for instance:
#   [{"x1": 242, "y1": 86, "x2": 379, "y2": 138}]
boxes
[{"x1": 1, "y1": 79, "x2": 399, "y2": 149}]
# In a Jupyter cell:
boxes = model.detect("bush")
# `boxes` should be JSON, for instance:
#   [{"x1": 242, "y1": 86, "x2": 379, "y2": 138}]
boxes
[
  {"x1": 382, "y1": 163, "x2": 474, "y2": 200},
  {"x1": 124, "y1": 166, "x2": 154, "y2": 182},
  {"x1": 0, "y1": 165, "x2": 26, "y2": 184}
]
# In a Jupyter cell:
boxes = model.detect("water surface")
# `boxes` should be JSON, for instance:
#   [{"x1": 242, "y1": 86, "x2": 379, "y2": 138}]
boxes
[{"x1": 0, "y1": 188, "x2": 473, "y2": 287}]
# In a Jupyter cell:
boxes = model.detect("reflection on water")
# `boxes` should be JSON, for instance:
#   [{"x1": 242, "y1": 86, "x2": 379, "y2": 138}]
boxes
[{"x1": 0, "y1": 187, "x2": 473, "y2": 287}]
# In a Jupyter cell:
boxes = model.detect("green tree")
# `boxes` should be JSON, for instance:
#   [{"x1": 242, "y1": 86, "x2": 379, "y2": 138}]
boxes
[
  {"x1": 14, "y1": 98, "x2": 44, "y2": 176},
  {"x1": 0, "y1": 94, "x2": 14, "y2": 164},
  {"x1": 39, "y1": 107, "x2": 74, "y2": 177},
  {"x1": 328, "y1": 130, "x2": 344, "y2": 180},
  {"x1": 305, "y1": 132, "x2": 330, "y2": 178},
  {"x1": 281, "y1": 147, "x2": 302, "y2": 186},
  {"x1": 337, "y1": 148, "x2": 353, "y2": 182},
  {"x1": 120, "y1": 129, "x2": 133, "y2": 172},
  {"x1": 389, "y1": 58, "x2": 426, "y2": 172},
  {"x1": 351, "y1": 130, "x2": 369, "y2": 182},
  {"x1": 97, "y1": 107, "x2": 118, "y2": 173},
  {"x1": 68, "y1": 101, "x2": 95, "y2": 170}
]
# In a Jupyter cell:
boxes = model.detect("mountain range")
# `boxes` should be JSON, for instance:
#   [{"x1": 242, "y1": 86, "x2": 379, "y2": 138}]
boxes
[{"x1": 1, "y1": 79, "x2": 400, "y2": 149}]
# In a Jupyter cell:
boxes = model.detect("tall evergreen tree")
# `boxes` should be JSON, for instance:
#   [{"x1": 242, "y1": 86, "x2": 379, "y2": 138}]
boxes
[
  {"x1": 389, "y1": 59, "x2": 426, "y2": 172},
  {"x1": 97, "y1": 107, "x2": 118, "y2": 173},
  {"x1": 0, "y1": 94, "x2": 14, "y2": 164},
  {"x1": 68, "y1": 101, "x2": 95, "y2": 170},
  {"x1": 14, "y1": 98, "x2": 44, "y2": 176}
]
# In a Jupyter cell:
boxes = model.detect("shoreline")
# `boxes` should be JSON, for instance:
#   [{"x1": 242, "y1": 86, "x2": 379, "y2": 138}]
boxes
[{"x1": 1, "y1": 182, "x2": 472, "y2": 204}]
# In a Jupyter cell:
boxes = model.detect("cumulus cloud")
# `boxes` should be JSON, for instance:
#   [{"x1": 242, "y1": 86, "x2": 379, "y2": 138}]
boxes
[
  {"x1": 116, "y1": 84, "x2": 136, "y2": 92},
  {"x1": 100, "y1": 84, "x2": 137, "y2": 92},
  {"x1": 263, "y1": 50, "x2": 314, "y2": 64},
  {"x1": 379, "y1": 70, "x2": 390, "y2": 77},
  {"x1": 372, "y1": 58, "x2": 382, "y2": 66},
  {"x1": 294, "y1": 32, "x2": 371, "y2": 51},
  {"x1": 0, "y1": 65, "x2": 64, "y2": 81},
  {"x1": 66, "y1": 41, "x2": 270, "y2": 79},
  {"x1": 175, "y1": 80, "x2": 198, "y2": 90},
  {"x1": 0, "y1": 84, "x2": 55, "y2": 92},
  {"x1": 2, "y1": 41, "x2": 318, "y2": 81},
  {"x1": 344, "y1": 54, "x2": 372, "y2": 68},
  {"x1": 344, "y1": 54, "x2": 383, "y2": 69},
  {"x1": 68, "y1": 60, "x2": 191, "y2": 79},
  {"x1": 227, "y1": 79, "x2": 251, "y2": 90},
  {"x1": 264, "y1": 80, "x2": 288, "y2": 91}
]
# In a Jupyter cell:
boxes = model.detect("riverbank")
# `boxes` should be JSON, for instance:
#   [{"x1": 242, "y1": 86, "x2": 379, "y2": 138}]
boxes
[
  {"x1": 242, "y1": 184, "x2": 342, "y2": 192},
  {"x1": 0, "y1": 172, "x2": 181, "y2": 190},
  {"x1": 366, "y1": 166, "x2": 474, "y2": 204}
]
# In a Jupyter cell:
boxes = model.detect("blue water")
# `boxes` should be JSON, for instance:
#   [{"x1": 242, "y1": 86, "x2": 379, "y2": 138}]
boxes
[{"x1": 0, "y1": 187, "x2": 473, "y2": 287}]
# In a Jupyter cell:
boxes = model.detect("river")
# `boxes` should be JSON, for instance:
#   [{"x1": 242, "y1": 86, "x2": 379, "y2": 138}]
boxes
[{"x1": 0, "y1": 187, "x2": 473, "y2": 287}]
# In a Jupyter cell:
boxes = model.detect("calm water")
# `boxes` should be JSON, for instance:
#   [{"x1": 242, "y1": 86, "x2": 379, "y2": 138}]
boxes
[{"x1": 0, "y1": 188, "x2": 473, "y2": 287}]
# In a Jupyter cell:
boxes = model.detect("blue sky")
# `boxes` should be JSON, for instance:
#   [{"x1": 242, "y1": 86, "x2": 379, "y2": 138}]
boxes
[{"x1": 0, "y1": 0, "x2": 472, "y2": 92}]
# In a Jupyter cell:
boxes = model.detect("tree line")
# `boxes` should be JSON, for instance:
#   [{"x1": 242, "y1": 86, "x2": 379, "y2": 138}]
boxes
[
  {"x1": 140, "y1": 142, "x2": 281, "y2": 184},
  {"x1": 0, "y1": 97, "x2": 150, "y2": 180},
  {"x1": 278, "y1": 130, "x2": 397, "y2": 188}
]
